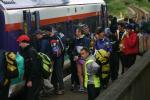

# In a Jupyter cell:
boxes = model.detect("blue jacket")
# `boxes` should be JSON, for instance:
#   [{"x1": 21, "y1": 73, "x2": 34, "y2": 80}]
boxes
[{"x1": 94, "y1": 37, "x2": 112, "y2": 52}]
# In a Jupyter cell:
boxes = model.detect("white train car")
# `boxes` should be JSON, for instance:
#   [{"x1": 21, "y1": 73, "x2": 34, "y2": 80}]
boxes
[{"x1": 0, "y1": 0, "x2": 106, "y2": 51}]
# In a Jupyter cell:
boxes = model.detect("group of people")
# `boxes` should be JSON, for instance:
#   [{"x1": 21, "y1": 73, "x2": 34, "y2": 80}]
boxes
[{"x1": 0, "y1": 15, "x2": 149, "y2": 100}]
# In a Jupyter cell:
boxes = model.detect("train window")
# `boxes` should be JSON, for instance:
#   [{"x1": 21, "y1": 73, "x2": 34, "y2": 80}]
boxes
[
  {"x1": 0, "y1": 0, "x2": 15, "y2": 4},
  {"x1": 83, "y1": 16, "x2": 99, "y2": 33}
]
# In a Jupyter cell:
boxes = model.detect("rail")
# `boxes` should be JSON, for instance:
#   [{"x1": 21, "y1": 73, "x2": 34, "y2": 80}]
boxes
[
  {"x1": 128, "y1": 6, "x2": 149, "y2": 23},
  {"x1": 96, "y1": 50, "x2": 150, "y2": 100}
]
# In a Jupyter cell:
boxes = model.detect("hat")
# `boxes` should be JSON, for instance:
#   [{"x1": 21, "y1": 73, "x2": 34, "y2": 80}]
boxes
[{"x1": 17, "y1": 34, "x2": 30, "y2": 43}]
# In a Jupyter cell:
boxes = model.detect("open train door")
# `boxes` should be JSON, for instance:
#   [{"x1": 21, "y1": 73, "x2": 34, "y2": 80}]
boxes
[
  {"x1": 101, "y1": 4, "x2": 108, "y2": 28},
  {"x1": 0, "y1": 6, "x2": 5, "y2": 50}
]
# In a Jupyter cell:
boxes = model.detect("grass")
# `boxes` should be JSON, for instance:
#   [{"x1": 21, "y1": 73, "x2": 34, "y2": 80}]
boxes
[{"x1": 107, "y1": 0, "x2": 150, "y2": 17}]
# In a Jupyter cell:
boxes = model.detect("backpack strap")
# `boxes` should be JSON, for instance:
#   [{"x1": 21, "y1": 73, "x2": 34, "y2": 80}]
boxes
[
  {"x1": 97, "y1": 50, "x2": 109, "y2": 64},
  {"x1": 56, "y1": 35, "x2": 64, "y2": 52}
]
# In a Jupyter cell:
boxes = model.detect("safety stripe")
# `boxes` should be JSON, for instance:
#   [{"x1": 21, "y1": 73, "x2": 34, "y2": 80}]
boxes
[{"x1": 5, "y1": 12, "x2": 100, "y2": 32}]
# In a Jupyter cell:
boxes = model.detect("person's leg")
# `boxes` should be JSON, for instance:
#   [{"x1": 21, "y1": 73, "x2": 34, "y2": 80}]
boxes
[
  {"x1": 87, "y1": 84, "x2": 95, "y2": 100},
  {"x1": 128, "y1": 54, "x2": 136, "y2": 68},
  {"x1": 110, "y1": 52, "x2": 119, "y2": 81},
  {"x1": 52, "y1": 56, "x2": 64, "y2": 95},
  {"x1": 76, "y1": 62, "x2": 84, "y2": 91},
  {"x1": 56, "y1": 56, "x2": 64, "y2": 90},
  {"x1": 102, "y1": 78, "x2": 108, "y2": 89},
  {"x1": 70, "y1": 58, "x2": 78, "y2": 90},
  {"x1": 51, "y1": 63, "x2": 58, "y2": 91},
  {"x1": 26, "y1": 79, "x2": 42, "y2": 100},
  {"x1": 95, "y1": 87, "x2": 100, "y2": 99},
  {"x1": 34, "y1": 80, "x2": 42, "y2": 100},
  {"x1": 120, "y1": 53, "x2": 127, "y2": 74},
  {"x1": 0, "y1": 81, "x2": 10, "y2": 100}
]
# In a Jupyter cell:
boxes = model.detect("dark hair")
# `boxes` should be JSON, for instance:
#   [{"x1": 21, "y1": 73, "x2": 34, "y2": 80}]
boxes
[
  {"x1": 129, "y1": 18, "x2": 134, "y2": 23},
  {"x1": 42, "y1": 25, "x2": 52, "y2": 32},
  {"x1": 76, "y1": 27, "x2": 84, "y2": 34},
  {"x1": 124, "y1": 17, "x2": 128, "y2": 21},
  {"x1": 118, "y1": 22, "x2": 125, "y2": 28},
  {"x1": 126, "y1": 24, "x2": 134, "y2": 29},
  {"x1": 81, "y1": 47, "x2": 90, "y2": 53},
  {"x1": 95, "y1": 27, "x2": 104, "y2": 34}
]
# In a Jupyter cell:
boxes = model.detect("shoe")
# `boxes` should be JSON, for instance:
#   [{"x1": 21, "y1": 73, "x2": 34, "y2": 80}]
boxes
[
  {"x1": 102, "y1": 85, "x2": 107, "y2": 89},
  {"x1": 78, "y1": 86, "x2": 84, "y2": 92},
  {"x1": 70, "y1": 84, "x2": 74, "y2": 91},
  {"x1": 55, "y1": 90, "x2": 64, "y2": 95}
]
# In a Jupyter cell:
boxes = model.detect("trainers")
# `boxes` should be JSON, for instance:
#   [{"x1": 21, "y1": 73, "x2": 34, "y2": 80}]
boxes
[
  {"x1": 78, "y1": 86, "x2": 84, "y2": 92},
  {"x1": 102, "y1": 85, "x2": 107, "y2": 89},
  {"x1": 55, "y1": 90, "x2": 64, "y2": 95},
  {"x1": 70, "y1": 84, "x2": 74, "y2": 91}
]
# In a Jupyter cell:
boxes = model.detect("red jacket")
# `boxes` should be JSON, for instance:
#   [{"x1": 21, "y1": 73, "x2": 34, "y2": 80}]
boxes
[{"x1": 122, "y1": 31, "x2": 139, "y2": 55}]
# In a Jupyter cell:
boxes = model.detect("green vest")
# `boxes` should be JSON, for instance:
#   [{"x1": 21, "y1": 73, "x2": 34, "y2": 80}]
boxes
[{"x1": 84, "y1": 59, "x2": 100, "y2": 88}]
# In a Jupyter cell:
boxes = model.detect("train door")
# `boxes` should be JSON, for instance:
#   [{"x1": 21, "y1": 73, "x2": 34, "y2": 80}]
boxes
[
  {"x1": 101, "y1": 4, "x2": 108, "y2": 28},
  {"x1": 0, "y1": 9, "x2": 5, "y2": 50}
]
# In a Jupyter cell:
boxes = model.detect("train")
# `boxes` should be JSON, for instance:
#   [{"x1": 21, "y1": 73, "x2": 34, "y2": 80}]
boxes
[
  {"x1": 0, "y1": 0, "x2": 107, "y2": 97},
  {"x1": 0, "y1": 0, "x2": 107, "y2": 51}
]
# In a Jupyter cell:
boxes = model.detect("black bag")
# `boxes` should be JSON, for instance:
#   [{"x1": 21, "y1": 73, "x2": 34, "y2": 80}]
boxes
[{"x1": 5, "y1": 52, "x2": 19, "y2": 79}]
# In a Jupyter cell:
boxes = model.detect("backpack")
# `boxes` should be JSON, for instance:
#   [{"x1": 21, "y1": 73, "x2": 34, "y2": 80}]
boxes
[
  {"x1": 95, "y1": 49, "x2": 109, "y2": 64},
  {"x1": 11, "y1": 52, "x2": 24, "y2": 85},
  {"x1": 50, "y1": 36, "x2": 64, "y2": 57},
  {"x1": 95, "y1": 49, "x2": 110, "y2": 79},
  {"x1": 5, "y1": 52, "x2": 19, "y2": 79},
  {"x1": 38, "y1": 52, "x2": 53, "y2": 79}
]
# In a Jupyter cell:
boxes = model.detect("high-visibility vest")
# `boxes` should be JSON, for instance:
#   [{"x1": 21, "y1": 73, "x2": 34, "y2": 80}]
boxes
[{"x1": 84, "y1": 59, "x2": 100, "y2": 88}]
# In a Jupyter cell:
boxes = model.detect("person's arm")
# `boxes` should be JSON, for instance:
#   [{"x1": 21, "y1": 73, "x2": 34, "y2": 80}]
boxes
[{"x1": 28, "y1": 49, "x2": 41, "y2": 81}]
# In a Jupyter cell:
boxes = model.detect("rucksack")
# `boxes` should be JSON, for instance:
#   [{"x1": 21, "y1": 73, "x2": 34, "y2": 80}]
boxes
[
  {"x1": 95, "y1": 49, "x2": 110, "y2": 79},
  {"x1": 95, "y1": 49, "x2": 109, "y2": 64},
  {"x1": 38, "y1": 52, "x2": 53, "y2": 79},
  {"x1": 5, "y1": 52, "x2": 19, "y2": 79},
  {"x1": 11, "y1": 52, "x2": 24, "y2": 85}
]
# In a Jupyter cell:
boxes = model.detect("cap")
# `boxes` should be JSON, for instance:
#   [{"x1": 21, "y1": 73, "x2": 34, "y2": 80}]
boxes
[{"x1": 17, "y1": 34, "x2": 30, "y2": 43}]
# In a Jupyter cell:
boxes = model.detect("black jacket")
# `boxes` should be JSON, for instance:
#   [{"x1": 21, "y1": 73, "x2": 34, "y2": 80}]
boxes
[{"x1": 20, "y1": 45, "x2": 41, "y2": 81}]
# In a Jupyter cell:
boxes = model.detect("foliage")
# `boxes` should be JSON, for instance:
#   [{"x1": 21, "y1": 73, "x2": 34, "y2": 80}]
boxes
[{"x1": 107, "y1": 0, "x2": 150, "y2": 17}]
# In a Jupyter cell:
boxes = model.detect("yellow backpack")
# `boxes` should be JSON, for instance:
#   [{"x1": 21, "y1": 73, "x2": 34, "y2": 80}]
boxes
[
  {"x1": 95, "y1": 49, "x2": 109, "y2": 63},
  {"x1": 5, "y1": 52, "x2": 19, "y2": 79}
]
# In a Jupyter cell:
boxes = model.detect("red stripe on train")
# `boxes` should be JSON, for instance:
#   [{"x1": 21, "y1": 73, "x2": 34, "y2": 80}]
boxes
[{"x1": 5, "y1": 12, "x2": 100, "y2": 32}]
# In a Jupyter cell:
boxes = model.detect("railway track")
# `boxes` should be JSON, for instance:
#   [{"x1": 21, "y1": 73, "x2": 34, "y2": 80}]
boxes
[{"x1": 128, "y1": 6, "x2": 149, "y2": 23}]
